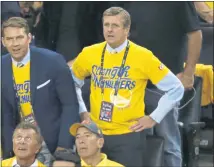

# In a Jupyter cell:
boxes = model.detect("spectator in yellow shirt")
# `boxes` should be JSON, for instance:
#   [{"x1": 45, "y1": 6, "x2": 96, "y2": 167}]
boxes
[
  {"x1": 53, "y1": 121, "x2": 123, "y2": 167},
  {"x1": 72, "y1": 121, "x2": 123, "y2": 167},
  {"x1": 1, "y1": 122, "x2": 45, "y2": 167},
  {"x1": 70, "y1": 6, "x2": 184, "y2": 167}
]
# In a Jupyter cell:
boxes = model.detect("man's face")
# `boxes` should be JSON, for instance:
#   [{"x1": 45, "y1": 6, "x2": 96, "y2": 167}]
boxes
[
  {"x1": 103, "y1": 14, "x2": 129, "y2": 48},
  {"x1": 2, "y1": 27, "x2": 31, "y2": 61},
  {"x1": 75, "y1": 127, "x2": 104, "y2": 158},
  {"x1": 13, "y1": 129, "x2": 40, "y2": 160}
]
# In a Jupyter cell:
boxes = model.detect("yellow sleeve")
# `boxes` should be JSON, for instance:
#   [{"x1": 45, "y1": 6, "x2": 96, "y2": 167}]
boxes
[
  {"x1": 144, "y1": 51, "x2": 170, "y2": 84},
  {"x1": 72, "y1": 48, "x2": 91, "y2": 80}
]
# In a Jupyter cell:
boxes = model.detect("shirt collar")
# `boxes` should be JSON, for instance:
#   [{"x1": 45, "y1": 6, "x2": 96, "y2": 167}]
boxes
[
  {"x1": 12, "y1": 48, "x2": 30, "y2": 67},
  {"x1": 12, "y1": 157, "x2": 38, "y2": 167},
  {"x1": 106, "y1": 39, "x2": 128, "y2": 54},
  {"x1": 81, "y1": 153, "x2": 107, "y2": 167}
]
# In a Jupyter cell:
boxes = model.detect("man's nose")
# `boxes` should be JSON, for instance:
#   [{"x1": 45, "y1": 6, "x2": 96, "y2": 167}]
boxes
[
  {"x1": 11, "y1": 38, "x2": 19, "y2": 46},
  {"x1": 18, "y1": 137, "x2": 26, "y2": 144},
  {"x1": 107, "y1": 26, "x2": 113, "y2": 32},
  {"x1": 78, "y1": 137, "x2": 86, "y2": 144}
]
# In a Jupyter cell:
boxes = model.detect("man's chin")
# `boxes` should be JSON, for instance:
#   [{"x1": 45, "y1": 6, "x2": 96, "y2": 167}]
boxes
[
  {"x1": 16, "y1": 154, "x2": 29, "y2": 159},
  {"x1": 78, "y1": 152, "x2": 90, "y2": 158},
  {"x1": 11, "y1": 54, "x2": 25, "y2": 61}
]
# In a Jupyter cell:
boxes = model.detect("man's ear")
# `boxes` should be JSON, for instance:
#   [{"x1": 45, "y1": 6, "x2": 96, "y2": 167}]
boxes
[
  {"x1": 2, "y1": 37, "x2": 6, "y2": 47},
  {"x1": 125, "y1": 26, "x2": 130, "y2": 36},
  {"x1": 97, "y1": 138, "x2": 104, "y2": 149},
  {"x1": 28, "y1": 33, "x2": 32, "y2": 43}
]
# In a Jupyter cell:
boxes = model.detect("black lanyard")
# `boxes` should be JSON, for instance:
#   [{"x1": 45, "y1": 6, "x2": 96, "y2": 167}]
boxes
[{"x1": 100, "y1": 41, "x2": 130, "y2": 98}]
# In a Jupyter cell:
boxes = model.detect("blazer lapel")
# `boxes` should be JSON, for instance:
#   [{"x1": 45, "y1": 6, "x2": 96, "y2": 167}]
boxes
[{"x1": 30, "y1": 49, "x2": 38, "y2": 106}]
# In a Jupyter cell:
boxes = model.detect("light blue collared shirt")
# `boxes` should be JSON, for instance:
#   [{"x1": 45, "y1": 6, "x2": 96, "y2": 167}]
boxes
[
  {"x1": 12, "y1": 48, "x2": 30, "y2": 67},
  {"x1": 106, "y1": 39, "x2": 128, "y2": 54}
]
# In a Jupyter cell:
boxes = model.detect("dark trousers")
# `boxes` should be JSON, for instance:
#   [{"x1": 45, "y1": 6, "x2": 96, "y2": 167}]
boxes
[{"x1": 102, "y1": 131, "x2": 146, "y2": 167}]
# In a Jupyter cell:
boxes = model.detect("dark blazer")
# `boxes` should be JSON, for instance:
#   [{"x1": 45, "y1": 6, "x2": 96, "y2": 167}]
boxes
[{"x1": 1, "y1": 46, "x2": 80, "y2": 158}]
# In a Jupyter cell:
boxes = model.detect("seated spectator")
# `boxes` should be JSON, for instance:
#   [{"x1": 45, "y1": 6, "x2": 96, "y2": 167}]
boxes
[
  {"x1": 53, "y1": 121, "x2": 124, "y2": 167},
  {"x1": 1, "y1": 122, "x2": 45, "y2": 167}
]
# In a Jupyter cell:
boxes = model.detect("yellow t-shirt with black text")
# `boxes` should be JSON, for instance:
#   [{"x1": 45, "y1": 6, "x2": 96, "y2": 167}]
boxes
[
  {"x1": 72, "y1": 41, "x2": 169, "y2": 135},
  {"x1": 13, "y1": 62, "x2": 32, "y2": 117}
]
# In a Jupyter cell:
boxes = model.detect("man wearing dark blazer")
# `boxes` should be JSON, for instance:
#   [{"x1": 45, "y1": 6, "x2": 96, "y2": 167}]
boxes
[{"x1": 1, "y1": 17, "x2": 80, "y2": 166}]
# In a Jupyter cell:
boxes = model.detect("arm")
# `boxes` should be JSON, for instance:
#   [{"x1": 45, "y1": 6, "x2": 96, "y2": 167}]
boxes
[
  {"x1": 177, "y1": 2, "x2": 202, "y2": 89},
  {"x1": 177, "y1": 30, "x2": 202, "y2": 89},
  {"x1": 150, "y1": 72, "x2": 184, "y2": 123},
  {"x1": 130, "y1": 51, "x2": 184, "y2": 132},
  {"x1": 194, "y1": 2, "x2": 213, "y2": 24},
  {"x1": 130, "y1": 72, "x2": 184, "y2": 131},
  {"x1": 67, "y1": 58, "x2": 76, "y2": 67},
  {"x1": 186, "y1": 30, "x2": 202, "y2": 76},
  {"x1": 71, "y1": 69, "x2": 90, "y2": 121},
  {"x1": 1, "y1": 94, "x2": 15, "y2": 159},
  {"x1": 68, "y1": 58, "x2": 90, "y2": 121},
  {"x1": 53, "y1": 54, "x2": 80, "y2": 150},
  {"x1": 69, "y1": 48, "x2": 92, "y2": 121}
]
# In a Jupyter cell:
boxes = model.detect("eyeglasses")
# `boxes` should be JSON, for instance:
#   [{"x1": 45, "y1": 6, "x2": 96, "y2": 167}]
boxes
[{"x1": 13, "y1": 135, "x2": 32, "y2": 143}]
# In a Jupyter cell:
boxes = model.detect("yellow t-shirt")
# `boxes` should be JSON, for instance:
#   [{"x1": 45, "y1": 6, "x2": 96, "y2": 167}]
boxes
[
  {"x1": 1, "y1": 157, "x2": 46, "y2": 167},
  {"x1": 72, "y1": 41, "x2": 169, "y2": 135},
  {"x1": 81, "y1": 153, "x2": 124, "y2": 167},
  {"x1": 13, "y1": 62, "x2": 32, "y2": 117}
]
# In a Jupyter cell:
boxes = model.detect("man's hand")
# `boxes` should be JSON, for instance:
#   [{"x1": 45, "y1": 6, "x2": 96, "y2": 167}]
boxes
[
  {"x1": 177, "y1": 72, "x2": 194, "y2": 90},
  {"x1": 80, "y1": 112, "x2": 91, "y2": 122},
  {"x1": 204, "y1": 10, "x2": 213, "y2": 24},
  {"x1": 129, "y1": 116, "x2": 157, "y2": 132}
]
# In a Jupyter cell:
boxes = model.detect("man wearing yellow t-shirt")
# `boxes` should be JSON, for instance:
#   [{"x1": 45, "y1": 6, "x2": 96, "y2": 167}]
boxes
[
  {"x1": 70, "y1": 7, "x2": 184, "y2": 167},
  {"x1": 2, "y1": 122, "x2": 46, "y2": 167},
  {"x1": 53, "y1": 121, "x2": 123, "y2": 167}
]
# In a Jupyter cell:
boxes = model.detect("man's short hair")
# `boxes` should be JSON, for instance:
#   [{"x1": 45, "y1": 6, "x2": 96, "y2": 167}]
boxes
[
  {"x1": 1, "y1": 17, "x2": 30, "y2": 37},
  {"x1": 102, "y1": 7, "x2": 131, "y2": 28},
  {"x1": 13, "y1": 122, "x2": 43, "y2": 145}
]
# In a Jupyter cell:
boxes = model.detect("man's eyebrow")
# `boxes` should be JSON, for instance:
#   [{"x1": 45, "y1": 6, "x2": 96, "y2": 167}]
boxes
[
  {"x1": 5, "y1": 35, "x2": 23, "y2": 39},
  {"x1": 76, "y1": 131, "x2": 92, "y2": 136},
  {"x1": 16, "y1": 35, "x2": 24, "y2": 37}
]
